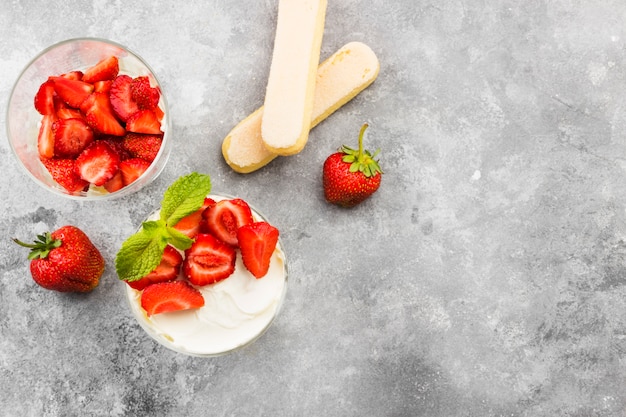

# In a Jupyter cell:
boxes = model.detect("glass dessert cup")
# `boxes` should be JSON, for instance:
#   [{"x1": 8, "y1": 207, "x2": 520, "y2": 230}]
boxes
[
  {"x1": 125, "y1": 194, "x2": 288, "y2": 357},
  {"x1": 6, "y1": 38, "x2": 171, "y2": 200}
]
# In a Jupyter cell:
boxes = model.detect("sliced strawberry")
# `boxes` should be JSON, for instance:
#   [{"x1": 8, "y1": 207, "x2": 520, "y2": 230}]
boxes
[
  {"x1": 140, "y1": 280, "x2": 204, "y2": 316},
  {"x1": 102, "y1": 170, "x2": 124, "y2": 193},
  {"x1": 126, "y1": 109, "x2": 162, "y2": 134},
  {"x1": 99, "y1": 135, "x2": 131, "y2": 160},
  {"x1": 173, "y1": 210, "x2": 204, "y2": 238},
  {"x1": 78, "y1": 92, "x2": 96, "y2": 114},
  {"x1": 93, "y1": 80, "x2": 113, "y2": 93},
  {"x1": 50, "y1": 76, "x2": 93, "y2": 108},
  {"x1": 204, "y1": 198, "x2": 253, "y2": 247},
  {"x1": 130, "y1": 76, "x2": 160, "y2": 110},
  {"x1": 237, "y1": 222, "x2": 279, "y2": 278},
  {"x1": 34, "y1": 80, "x2": 56, "y2": 115},
  {"x1": 52, "y1": 118, "x2": 94, "y2": 158},
  {"x1": 74, "y1": 141, "x2": 120, "y2": 186},
  {"x1": 82, "y1": 55, "x2": 119, "y2": 83},
  {"x1": 109, "y1": 75, "x2": 139, "y2": 122},
  {"x1": 121, "y1": 132, "x2": 162, "y2": 162},
  {"x1": 153, "y1": 105, "x2": 165, "y2": 122},
  {"x1": 81, "y1": 92, "x2": 125, "y2": 136},
  {"x1": 41, "y1": 158, "x2": 89, "y2": 193},
  {"x1": 127, "y1": 245, "x2": 183, "y2": 291},
  {"x1": 173, "y1": 197, "x2": 216, "y2": 238},
  {"x1": 119, "y1": 157, "x2": 150, "y2": 185},
  {"x1": 55, "y1": 99, "x2": 84, "y2": 119},
  {"x1": 37, "y1": 114, "x2": 57, "y2": 159},
  {"x1": 59, "y1": 71, "x2": 83, "y2": 81},
  {"x1": 183, "y1": 233, "x2": 236, "y2": 286}
]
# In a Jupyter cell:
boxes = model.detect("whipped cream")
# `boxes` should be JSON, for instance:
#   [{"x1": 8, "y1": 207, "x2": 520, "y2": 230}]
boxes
[{"x1": 125, "y1": 195, "x2": 287, "y2": 356}]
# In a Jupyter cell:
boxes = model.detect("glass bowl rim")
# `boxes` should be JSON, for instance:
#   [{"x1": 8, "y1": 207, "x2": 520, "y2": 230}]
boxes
[
  {"x1": 5, "y1": 37, "x2": 171, "y2": 201},
  {"x1": 124, "y1": 192, "x2": 289, "y2": 357}
]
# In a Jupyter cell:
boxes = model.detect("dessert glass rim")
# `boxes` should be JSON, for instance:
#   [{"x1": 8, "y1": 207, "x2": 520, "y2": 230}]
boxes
[{"x1": 125, "y1": 192, "x2": 289, "y2": 357}]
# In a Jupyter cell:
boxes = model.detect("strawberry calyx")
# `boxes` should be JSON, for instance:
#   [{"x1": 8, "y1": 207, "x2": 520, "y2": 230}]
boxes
[
  {"x1": 340, "y1": 123, "x2": 382, "y2": 178},
  {"x1": 13, "y1": 232, "x2": 62, "y2": 260}
]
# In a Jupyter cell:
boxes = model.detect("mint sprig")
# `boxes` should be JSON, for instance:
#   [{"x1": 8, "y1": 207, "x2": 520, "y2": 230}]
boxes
[
  {"x1": 115, "y1": 173, "x2": 212, "y2": 282},
  {"x1": 160, "y1": 172, "x2": 213, "y2": 226}
]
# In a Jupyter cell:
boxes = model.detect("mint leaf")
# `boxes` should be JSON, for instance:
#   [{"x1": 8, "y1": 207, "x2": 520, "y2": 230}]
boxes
[
  {"x1": 160, "y1": 172, "x2": 212, "y2": 227},
  {"x1": 115, "y1": 221, "x2": 170, "y2": 282},
  {"x1": 115, "y1": 172, "x2": 212, "y2": 282},
  {"x1": 165, "y1": 226, "x2": 194, "y2": 251}
]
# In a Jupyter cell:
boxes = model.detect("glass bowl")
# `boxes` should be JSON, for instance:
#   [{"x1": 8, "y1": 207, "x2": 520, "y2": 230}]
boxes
[
  {"x1": 124, "y1": 194, "x2": 289, "y2": 357},
  {"x1": 6, "y1": 38, "x2": 171, "y2": 200}
]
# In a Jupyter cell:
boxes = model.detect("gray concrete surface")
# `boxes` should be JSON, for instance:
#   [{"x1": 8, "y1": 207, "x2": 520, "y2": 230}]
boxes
[{"x1": 1, "y1": 0, "x2": 626, "y2": 416}]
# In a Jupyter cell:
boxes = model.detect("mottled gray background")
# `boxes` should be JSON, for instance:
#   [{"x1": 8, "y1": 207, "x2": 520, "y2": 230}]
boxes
[{"x1": 1, "y1": 0, "x2": 626, "y2": 416}]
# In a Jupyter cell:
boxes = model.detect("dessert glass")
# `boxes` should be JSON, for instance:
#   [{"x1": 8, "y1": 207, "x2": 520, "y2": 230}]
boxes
[
  {"x1": 125, "y1": 194, "x2": 288, "y2": 357},
  {"x1": 6, "y1": 38, "x2": 171, "y2": 200}
]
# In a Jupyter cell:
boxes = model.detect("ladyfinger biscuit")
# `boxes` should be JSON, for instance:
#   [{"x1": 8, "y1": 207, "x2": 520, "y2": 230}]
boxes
[
  {"x1": 222, "y1": 42, "x2": 380, "y2": 173},
  {"x1": 260, "y1": 0, "x2": 327, "y2": 156}
]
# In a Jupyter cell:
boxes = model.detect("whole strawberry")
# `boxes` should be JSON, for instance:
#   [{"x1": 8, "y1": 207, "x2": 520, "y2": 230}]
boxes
[
  {"x1": 323, "y1": 123, "x2": 383, "y2": 207},
  {"x1": 13, "y1": 225, "x2": 105, "y2": 292}
]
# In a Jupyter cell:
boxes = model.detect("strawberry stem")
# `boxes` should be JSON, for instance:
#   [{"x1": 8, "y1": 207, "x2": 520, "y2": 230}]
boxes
[
  {"x1": 357, "y1": 122, "x2": 369, "y2": 160},
  {"x1": 13, "y1": 232, "x2": 62, "y2": 260},
  {"x1": 340, "y1": 123, "x2": 382, "y2": 178}
]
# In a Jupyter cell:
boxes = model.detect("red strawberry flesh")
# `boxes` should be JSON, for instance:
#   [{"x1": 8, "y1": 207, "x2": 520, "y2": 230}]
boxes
[
  {"x1": 41, "y1": 158, "x2": 89, "y2": 193},
  {"x1": 237, "y1": 222, "x2": 279, "y2": 278},
  {"x1": 54, "y1": 100, "x2": 83, "y2": 120},
  {"x1": 130, "y1": 76, "x2": 160, "y2": 110},
  {"x1": 109, "y1": 75, "x2": 139, "y2": 122},
  {"x1": 52, "y1": 118, "x2": 94, "y2": 158},
  {"x1": 140, "y1": 280, "x2": 205, "y2": 316},
  {"x1": 81, "y1": 92, "x2": 125, "y2": 136},
  {"x1": 99, "y1": 136, "x2": 131, "y2": 160},
  {"x1": 204, "y1": 199, "x2": 253, "y2": 247},
  {"x1": 121, "y1": 133, "x2": 162, "y2": 162},
  {"x1": 125, "y1": 109, "x2": 162, "y2": 134},
  {"x1": 74, "y1": 141, "x2": 120, "y2": 186},
  {"x1": 59, "y1": 71, "x2": 83, "y2": 81},
  {"x1": 82, "y1": 55, "x2": 119, "y2": 83},
  {"x1": 93, "y1": 80, "x2": 113, "y2": 93},
  {"x1": 102, "y1": 171, "x2": 124, "y2": 193},
  {"x1": 119, "y1": 157, "x2": 150, "y2": 186},
  {"x1": 183, "y1": 233, "x2": 236, "y2": 286},
  {"x1": 128, "y1": 245, "x2": 183, "y2": 290},
  {"x1": 50, "y1": 76, "x2": 93, "y2": 108},
  {"x1": 34, "y1": 80, "x2": 56, "y2": 115},
  {"x1": 173, "y1": 197, "x2": 216, "y2": 238},
  {"x1": 37, "y1": 114, "x2": 57, "y2": 159}
]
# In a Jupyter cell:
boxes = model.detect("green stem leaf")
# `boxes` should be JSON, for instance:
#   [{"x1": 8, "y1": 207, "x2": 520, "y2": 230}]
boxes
[{"x1": 12, "y1": 232, "x2": 62, "y2": 260}]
